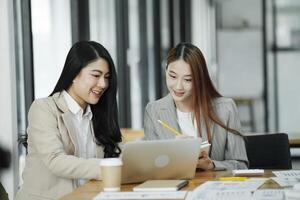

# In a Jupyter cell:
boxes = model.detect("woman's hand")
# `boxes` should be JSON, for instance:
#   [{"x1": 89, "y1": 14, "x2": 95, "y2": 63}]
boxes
[{"x1": 197, "y1": 151, "x2": 214, "y2": 170}]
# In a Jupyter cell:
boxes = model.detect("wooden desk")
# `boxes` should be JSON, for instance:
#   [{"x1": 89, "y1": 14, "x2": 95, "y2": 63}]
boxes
[
  {"x1": 60, "y1": 170, "x2": 280, "y2": 200},
  {"x1": 290, "y1": 139, "x2": 300, "y2": 147},
  {"x1": 121, "y1": 128, "x2": 144, "y2": 143}
]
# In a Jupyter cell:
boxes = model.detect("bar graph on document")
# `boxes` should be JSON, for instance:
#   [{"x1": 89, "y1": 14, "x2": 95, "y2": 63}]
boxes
[
  {"x1": 185, "y1": 181, "x2": 265, "y2": 200},
  {"x1": 185, "y1": 190, "x2": 252, "y2": 200},
  {"x1": 253, "y1": 190, "x2": 284, "y2": 200}
]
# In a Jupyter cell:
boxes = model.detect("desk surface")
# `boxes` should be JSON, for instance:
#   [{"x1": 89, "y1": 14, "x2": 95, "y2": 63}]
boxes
[{"x1": 60, "y1": 170, "x2": 280, "y2": 200}]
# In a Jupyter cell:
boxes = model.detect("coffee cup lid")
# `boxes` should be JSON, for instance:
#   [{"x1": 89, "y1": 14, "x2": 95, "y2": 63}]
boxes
[{"x1": 100, "y1": 158, "x2": 123, "y2": 166}]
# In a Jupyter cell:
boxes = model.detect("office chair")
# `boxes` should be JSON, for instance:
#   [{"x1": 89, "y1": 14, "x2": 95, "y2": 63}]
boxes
[{"x1": 244, "y1": 133, "x2": 292, "y2": 169}]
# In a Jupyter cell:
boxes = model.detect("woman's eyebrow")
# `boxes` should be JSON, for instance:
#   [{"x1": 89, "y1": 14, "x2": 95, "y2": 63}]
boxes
[
  {"x1": 169, "y1": 70, "x2": 191, "y2": 77},
  {"x1": 168, "y1": 70, "x2": 177, "y2": 74},
  {"x1": 91, "y1": 69, "x2": 103, "y2": 74},
  {"x1": 184, "y1": 74, "x2": 192, "y2": 77}
]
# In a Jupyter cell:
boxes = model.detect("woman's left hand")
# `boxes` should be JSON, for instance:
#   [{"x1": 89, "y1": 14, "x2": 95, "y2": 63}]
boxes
[{"x1": 197, "y1": 151, "x2": 214, "y2": 170}]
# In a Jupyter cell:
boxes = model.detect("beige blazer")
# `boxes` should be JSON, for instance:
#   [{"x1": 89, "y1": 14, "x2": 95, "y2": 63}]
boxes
[
  {"x1": 144, "y1": 94, "x2": 248, "y2": 170},
  {"x1": 16, "y1": 92, "x2": 104, "y2": 200}
]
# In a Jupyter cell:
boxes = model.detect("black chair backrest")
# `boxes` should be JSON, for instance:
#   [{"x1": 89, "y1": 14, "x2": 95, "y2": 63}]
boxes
[{"x1": 244, "y1": 133, "x2": 292, "y2": 169}]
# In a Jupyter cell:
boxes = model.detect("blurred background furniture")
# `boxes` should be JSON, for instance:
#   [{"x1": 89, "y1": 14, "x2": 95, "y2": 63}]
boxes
[
  {"x1": 244, "y1": 133, "x2": 292, "y2": 169},
  {"x1": 121, "y1": 128, "x2": 144, "y2": 143}
]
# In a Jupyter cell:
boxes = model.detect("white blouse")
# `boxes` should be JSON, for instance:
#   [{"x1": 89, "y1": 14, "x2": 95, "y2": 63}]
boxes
[
  {"x1": 176, "y1": 108, "x2": 198, "y2": 138},
  {"x1": 62, "y1": 90, "x2": 96, "y2": 186}
]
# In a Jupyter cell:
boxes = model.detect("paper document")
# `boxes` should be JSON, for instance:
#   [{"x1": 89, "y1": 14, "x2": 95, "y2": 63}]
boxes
[
  {"x1": 185, "y1": 181, "x2": 265, "y2": 200},
  {"x1": 186, "y1": 190, "x2": 252, "y2": 200},
  {"x1": 273, "y1": 170, "x2": 300, "y2": 178},
  {"x1": 271, "y1": 177, "x2": 300, "y2": 187},
  {"x1": 196, "y1": 181, "x2": 265, "y2": 191},
  {"x1": 93, "y1": 191, "x2": 188, "y2": 200},
  {"x1": 253, "y1": 189, "x2": 284, "y2": 200}
]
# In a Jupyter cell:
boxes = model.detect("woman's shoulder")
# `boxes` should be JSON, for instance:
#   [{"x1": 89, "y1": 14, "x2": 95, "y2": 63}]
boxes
[
  {"x1": 213, "y1": 96, "x2": 235, "y2": 104},
  {"x1": 29, "y1": 93, "x2": 61, "y2": 113},
  {"x1": 145, "y1": 94, "x2": 173, "y2": 110},
  {"x1": 212, "y1": 97, "x2": 237, "y2": 112}
]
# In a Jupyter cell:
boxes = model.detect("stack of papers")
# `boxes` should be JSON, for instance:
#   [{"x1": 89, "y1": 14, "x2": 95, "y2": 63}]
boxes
[
  {"x1": 272, "y1": 170, "x2": 300, "y2": 187},
  {"x1": 273, "y1": 170, "x2": 300, "y2": 178},
  {"x1": 271, "y1": 177, "x2": 300, "y2": 187}
]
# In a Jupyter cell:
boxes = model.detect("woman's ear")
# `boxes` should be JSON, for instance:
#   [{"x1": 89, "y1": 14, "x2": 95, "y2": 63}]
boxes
[{"x1": 72, "y1": 73, "x2": 80, "y2": 83}]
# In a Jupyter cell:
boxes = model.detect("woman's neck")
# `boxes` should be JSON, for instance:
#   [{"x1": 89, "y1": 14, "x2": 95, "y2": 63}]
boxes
[{"x1": 174, "y1": 100, "x2": 193, "y2": 113}]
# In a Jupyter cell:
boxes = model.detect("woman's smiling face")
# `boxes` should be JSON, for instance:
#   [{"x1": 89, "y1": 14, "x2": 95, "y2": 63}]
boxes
[
  {"x1": 166, "y1": 59, "x2": 193, "y2": 106},
  {"x1": 67, "y1": 58, "x2": 110, "y2": 108}
]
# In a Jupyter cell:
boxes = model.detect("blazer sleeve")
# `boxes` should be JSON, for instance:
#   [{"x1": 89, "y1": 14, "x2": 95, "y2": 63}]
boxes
[
  {"x1": 27, "y1": 100, "x2": 102, "y2": 180},
  {"x1": 143, "y1": 103, "x2": 160, "y2": 140},
  {"x1": 212, "y1": 99, "x2": 249, "y2": 170}
]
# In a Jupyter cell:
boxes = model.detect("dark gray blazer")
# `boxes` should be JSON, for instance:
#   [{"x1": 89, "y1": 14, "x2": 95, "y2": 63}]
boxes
[{"x1": 144, "y1": 94, "x2": 248, "y2": 170}]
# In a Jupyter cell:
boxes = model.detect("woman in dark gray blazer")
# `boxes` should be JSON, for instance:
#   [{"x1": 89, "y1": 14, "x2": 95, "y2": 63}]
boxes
[{"x1": 144, "y1": 43, "x2": 248, "y2": 170}]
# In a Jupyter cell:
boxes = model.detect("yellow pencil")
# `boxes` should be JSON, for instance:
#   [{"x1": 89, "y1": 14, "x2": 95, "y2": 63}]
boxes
[
  {"x1": 157, "y1": 120, "x2": 182, "y2": 136},
  {"x1": 219, "y1": 177, "x2": 248, "y2": 181}
]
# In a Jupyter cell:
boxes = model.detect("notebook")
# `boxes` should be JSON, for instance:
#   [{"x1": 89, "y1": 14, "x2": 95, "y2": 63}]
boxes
[
  {"x1": 133, "y1": 180, "x2": 188, "y2": 192},
  {"x1": 200, "y1": 141, "x2": 211, "y2": 155},
  {"x1": 121, "y1": 138, "x2": 202, "y2": 184}
]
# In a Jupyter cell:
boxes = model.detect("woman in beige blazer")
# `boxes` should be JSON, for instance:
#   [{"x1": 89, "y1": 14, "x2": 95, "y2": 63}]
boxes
[
  {"x1": 16, "y1": 41, "x2": 122, "y2": 200},
  {"x1": 144, "y1": 43, "x2": 248, "y2": 170}
]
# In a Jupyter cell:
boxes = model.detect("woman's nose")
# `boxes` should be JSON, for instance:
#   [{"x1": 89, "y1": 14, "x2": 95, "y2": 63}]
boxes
[
  {"x1": 175, "y1": 79, "x2": 183, "y2": 90},
  {"x1": 97, "y1": 77, "x2": 107, "y2": 88}
]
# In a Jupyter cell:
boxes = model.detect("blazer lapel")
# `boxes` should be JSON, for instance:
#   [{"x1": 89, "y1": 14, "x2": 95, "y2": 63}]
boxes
[
  {"x1": 158, "y1": 94, "x2": 181, "y2": 137},
  {"x1": 53, "y1": 92, "x2": 80, "y2": 156},
  {"x1": 61, "y1": 112, "x2": 79, "y2": 156},
  {"x1": 90, "y1": 122, "x2": 104, "y2": 158}
]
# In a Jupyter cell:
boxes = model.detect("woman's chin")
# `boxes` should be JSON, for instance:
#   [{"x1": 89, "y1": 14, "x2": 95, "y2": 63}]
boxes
[
  {"x1": 172, "y1": 94, "x2": 185, "y2": 102},
  {"x1": 87, "y1": 97, "x2": 100, "y2": 105}
]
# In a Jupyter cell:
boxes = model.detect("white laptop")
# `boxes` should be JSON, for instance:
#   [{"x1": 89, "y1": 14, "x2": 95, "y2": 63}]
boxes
[{"x1": 121, "y1": 138, "x2": 202, "y2": 184}]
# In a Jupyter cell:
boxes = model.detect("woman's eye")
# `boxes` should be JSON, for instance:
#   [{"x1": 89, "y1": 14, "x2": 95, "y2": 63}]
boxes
[
  {"x1": 92, "y1": 74, "x2": 100, "y2": 78},
  {"x1": 169, "y1": 74, "x2": 176, "y2": 79},
  {"x1": 185, "y1": 79, "x2": 192, "y2": 82}
]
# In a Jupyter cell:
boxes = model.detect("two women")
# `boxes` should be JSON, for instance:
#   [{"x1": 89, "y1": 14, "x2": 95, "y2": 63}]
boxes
[
  {"x1": 17, "y1": 41, "x2": 247, "y2": 199},
  {"x1": 16, "y1": 41, "x2": 121, "y2": 200},
  {"x1": 144, "y1": 43, "x2": 248, "y2": 170}
]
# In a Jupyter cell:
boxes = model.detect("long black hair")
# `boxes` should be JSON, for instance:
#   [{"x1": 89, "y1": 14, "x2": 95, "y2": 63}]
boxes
[{"x1": 51, "y1": 41, "x2": 122, "y2": 158}]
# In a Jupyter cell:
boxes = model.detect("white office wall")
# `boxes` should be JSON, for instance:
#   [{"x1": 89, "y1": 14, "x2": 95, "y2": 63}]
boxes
[
  {"x1": 220, "y1": 0, "x2": 262, "y2": 28},
  {"x1": 277, "y1": 52, "x2": 300, "y2": 133},
  {"x1": 89, "y1": 0, "x2": 117, "y2": 63},
  {"x1": 32, "y1": 0, "x2": 71, "y2": 98},
  {"x1": 191, "y1": 0, "x2": 217, "y2": 83},
  {"x1": 0, "y1": 0, "x2": 18, "y2": 199},
  {"x1": 218, "y1": 30, "x2": 263, "y2": 97},
  {"x1": 216, "y1": 0, "x2": 265, "y2": 132}
]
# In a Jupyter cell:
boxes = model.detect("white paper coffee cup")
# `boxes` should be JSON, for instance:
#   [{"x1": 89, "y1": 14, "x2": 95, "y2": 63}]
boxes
[{"x1": 100, "y1": 158, "x2": 123, "y2": 192}]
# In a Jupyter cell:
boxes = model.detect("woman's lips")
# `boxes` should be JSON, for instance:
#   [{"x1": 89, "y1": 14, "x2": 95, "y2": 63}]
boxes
[{"x1": 173, "y1": 90, "x2": 185, "y2": 97}]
